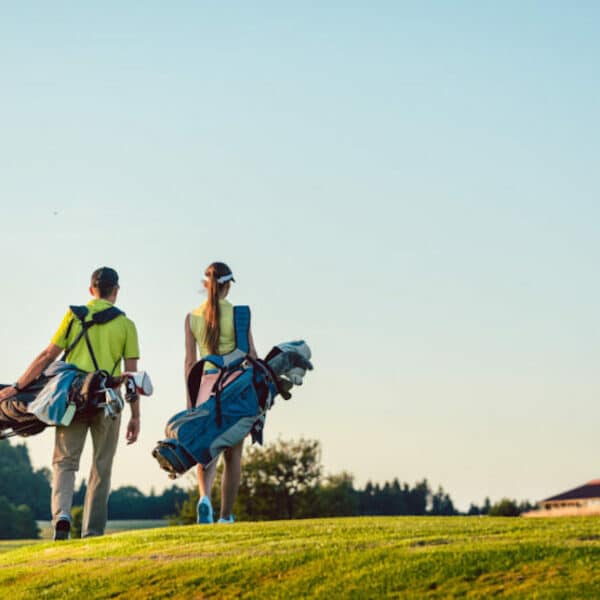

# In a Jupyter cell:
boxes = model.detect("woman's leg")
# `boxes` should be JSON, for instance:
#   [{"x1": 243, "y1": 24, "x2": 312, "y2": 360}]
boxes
[
  {"x1": 194, "y1": 372, "x2": 220, "y2": 522},
  {"x1": 196, "y1": 462, "x2": 218, "y2": 523},
  {"x1": 197, "y1": 462, "x2": 218, "y2": 498},
  {"x1": 220, "y1": 439, "x2": 244, "y2": 519}
]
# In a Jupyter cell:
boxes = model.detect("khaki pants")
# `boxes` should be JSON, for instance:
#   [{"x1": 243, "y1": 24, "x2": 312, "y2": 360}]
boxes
[{"x1": 52, "y1": 410, "x2": 121, "y2": 537}]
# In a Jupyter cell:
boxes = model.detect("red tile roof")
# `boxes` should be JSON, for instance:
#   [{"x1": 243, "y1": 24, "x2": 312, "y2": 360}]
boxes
[{"x1": 543, "y1": 480, "x2": 600, "y2": 503}]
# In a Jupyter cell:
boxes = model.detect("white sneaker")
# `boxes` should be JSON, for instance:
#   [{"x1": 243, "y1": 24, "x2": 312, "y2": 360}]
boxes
[
  {"x1": 217, "y1": 515, "x2": 235, "y2": 524},
  {"x1": 197, "y1": 496, "x2": 214, "y2": 524}
]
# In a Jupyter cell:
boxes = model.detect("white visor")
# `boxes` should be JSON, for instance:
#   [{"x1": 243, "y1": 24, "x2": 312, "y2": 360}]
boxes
[{"x1": 204, "y1": 273, "x2": 235, "y2": 284}]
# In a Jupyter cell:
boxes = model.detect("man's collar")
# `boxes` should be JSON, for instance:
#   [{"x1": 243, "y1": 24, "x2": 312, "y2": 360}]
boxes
[{"x1": 88, "y1": 298, "x2": 114, "y2": 307}]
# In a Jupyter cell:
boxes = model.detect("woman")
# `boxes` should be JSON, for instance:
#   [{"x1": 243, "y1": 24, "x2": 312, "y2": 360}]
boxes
[{"x1": 184, "y1": 261, "x2": 257, "y2": 524}]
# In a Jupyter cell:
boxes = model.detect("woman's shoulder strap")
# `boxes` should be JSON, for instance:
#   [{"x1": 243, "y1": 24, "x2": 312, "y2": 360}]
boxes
[
  {"x1": 196, "y1": 306, "x2": 251, "y2": 373},
  {"x1": 233, "y1": 305, "x2": 251, "y2": 353}
]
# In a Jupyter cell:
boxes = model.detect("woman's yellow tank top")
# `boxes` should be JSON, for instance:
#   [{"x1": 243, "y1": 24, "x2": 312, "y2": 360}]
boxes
[{"x1": 189, "y1": 299, "x2": 236, "y2": 362}]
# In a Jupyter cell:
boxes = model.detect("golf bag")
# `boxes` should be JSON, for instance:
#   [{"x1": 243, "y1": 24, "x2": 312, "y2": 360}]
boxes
[
  {"x1": 0, "y1": 368, "x2": 123, "y2": 439},
  {"x1": 152, "y1": 306, "x2": 312, "y2": 478},
  {"x1": 0, "y1": 378, "x2": 52, "y2": 438},
  {"x1": 0, "y1": 304, "x2": 151, "y2": 440}
]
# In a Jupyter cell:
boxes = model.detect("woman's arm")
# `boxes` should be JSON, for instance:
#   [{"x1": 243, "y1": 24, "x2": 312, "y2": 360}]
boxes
[
  {"x1": 184, "y1": 314, "x2": 198, "y2": 408},
  {"x1": 184, "y1": 314, "x2": 197, "y2": 378},
  {"x1": 248, "y1": 328, "x2": 258, "y2": 360}
]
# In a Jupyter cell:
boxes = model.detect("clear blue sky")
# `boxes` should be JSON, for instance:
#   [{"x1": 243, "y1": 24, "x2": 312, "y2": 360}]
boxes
[{"x1": 1, "y1": 2, "x2": 599, "y2": 510}]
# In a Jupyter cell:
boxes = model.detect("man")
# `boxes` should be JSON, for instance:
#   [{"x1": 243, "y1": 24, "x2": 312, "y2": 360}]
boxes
[{"x1": 0, "y1": 267, "x2": 140, "y2": 539}]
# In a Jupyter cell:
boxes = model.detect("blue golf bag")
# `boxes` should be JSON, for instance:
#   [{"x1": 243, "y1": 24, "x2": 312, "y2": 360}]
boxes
[{"x1": 152, "y1": 306, "x2": 311, "y2": 478}]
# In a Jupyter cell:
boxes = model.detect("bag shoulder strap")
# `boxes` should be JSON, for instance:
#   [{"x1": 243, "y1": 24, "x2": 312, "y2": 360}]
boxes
[
  {"x1": 186, "y1": 359, "x2": 205, "y2": 409},
  {"x1": 233, "y1": 305, "x2": 251, "y2": 354},
  {"x1": 62, "y1": 306, "x2": 90, "y2": 362},
  {"x1": 91, "y1": 306, "x2": 125, "y2": 324},
  {"x1": 186, "y1": 305, "x2": 252, "y2": 407},
  {"x1": 200, "y1": 305, "x2": 251, "y2": 370},
  {"x1": 62, "y1": 305, "x2": 125, "y2": 370},
  {"x1": 70, "y1": 305, "x2": 89, "y2": 322}
]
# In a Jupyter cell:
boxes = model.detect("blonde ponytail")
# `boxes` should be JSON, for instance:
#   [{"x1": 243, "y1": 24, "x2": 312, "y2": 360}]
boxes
[{"x1": 202, "y1": 262, "x2": 234, "y2": 355}]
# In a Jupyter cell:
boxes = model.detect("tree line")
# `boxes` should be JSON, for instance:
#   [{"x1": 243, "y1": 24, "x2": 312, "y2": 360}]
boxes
[
  {"x1": 0, "y1": 438, "x2": 536, "y2": 539},
  {"x1": 467, "y1": 497, "x2": 535, "y2": 517},
  {"x1": 171, "y1": 439, "x2": 535, "y2": 524},
  {"x1": 73, "y1": 480, "x2": 188, "y2": 519},
  {"x1": 173, "y1": 439, "x2": 459, "y2": 523}
]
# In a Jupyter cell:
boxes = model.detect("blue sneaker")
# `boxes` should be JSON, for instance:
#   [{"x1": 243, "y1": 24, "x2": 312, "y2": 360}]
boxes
[
  {"x1": 197, "y1": 496, "x2": 213, "y2": 524},
  {"x1": 217, "y1": 515, "x2": 235, "y2": 524}
]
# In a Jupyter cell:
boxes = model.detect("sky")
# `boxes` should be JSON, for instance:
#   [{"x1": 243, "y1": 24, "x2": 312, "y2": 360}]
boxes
[{"x1": 1, "y1": 2, "x2": 599, "y2": 511}]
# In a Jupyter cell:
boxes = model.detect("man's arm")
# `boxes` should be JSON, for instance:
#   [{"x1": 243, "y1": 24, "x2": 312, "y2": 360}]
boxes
[
  {"x1": 124, "y1": 358, "x2": 140, "y2": 445},
  {"x1": 0, "y1": 343, "x2": 62, "y2": 400}
]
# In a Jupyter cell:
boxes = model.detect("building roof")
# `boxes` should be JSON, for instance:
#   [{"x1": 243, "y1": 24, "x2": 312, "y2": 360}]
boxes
[{"x1": 543, "y1": 480, "x2": 600, "y2": 503}]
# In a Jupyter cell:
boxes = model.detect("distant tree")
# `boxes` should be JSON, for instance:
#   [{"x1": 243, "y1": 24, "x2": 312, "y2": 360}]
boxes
[
  {"x1": 518, "y1": 500, "x2": 535, "y2": 514},
  {"x1": 108, "y1": 485, "x2": 187, "y2": 519},
  {"x1": 0, "y1": 497, "x2": 17, "y2": 538},
  {"x1": 373, "y1": 484, "x2": 382, "y2": 514},
  {"x1": 235, "y1": 438, "x2": 322, "y2": 521},
  {"x1": 14, "y1": 504, "x2": 39, "y2": 539},
  {"x1": 108, "y1": 486, "x2": 146, "y2": 519},
  {"x1": 0, "y1": 441, "x2": 51, "y2": 519},
  {"x1": 429, "y1": 486, "x2": 457, "y2": 516},
  {"x1": 316, "y1": 472, "x2": 358, "y2": 517},
  {"x1": 467, "y1": 503, "x2": 481, "y2": 516},
  {"x1": 168, "y1": 488, "x2": 199, "y2": 525},
  {"x1": 356, "y1": 478, "x2": 459, "y2": 516},
  {"x1": 489, "y1": 498, "x2": 520, "y2": 517},
  {"x1": 481, "y1": 497, "x2": 491, "y2": 515},
  {"x1": 390, "y1": 479, "x2": 408, "y2": 514},
  {"x1": 380, "y1": 482, "x2": 393, "y2": 514},
  {"x1": 358, "y1": 481, "x2": 375, "y2": 515},
  {"x1": 71, "y1": 506, "x2": 83, "y2": 538},
  {"x1": 0, "y1": 496, "x2": 39, "y2": 539},
  {"x1": 407, "y1": 479, "x2": 430, "y2": 515},
  {"x1": 73, "y1": 480, "x2": 87, "y2": 507}
]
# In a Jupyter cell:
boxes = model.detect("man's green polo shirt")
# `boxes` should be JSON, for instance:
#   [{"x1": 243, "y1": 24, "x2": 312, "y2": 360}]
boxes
[{"x1": 51, "y1": 299, "x2": 139, "y2": 375}]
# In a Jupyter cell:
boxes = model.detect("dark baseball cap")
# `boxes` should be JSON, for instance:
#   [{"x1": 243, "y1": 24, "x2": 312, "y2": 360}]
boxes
[{"x1": 91, "y1": 267, "x2": 119, "y2": 288}]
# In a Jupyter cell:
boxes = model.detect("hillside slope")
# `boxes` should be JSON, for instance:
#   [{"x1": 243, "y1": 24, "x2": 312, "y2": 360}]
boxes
[{"x1": 0, "y1": 517, "x2": 599, "y2": 598}]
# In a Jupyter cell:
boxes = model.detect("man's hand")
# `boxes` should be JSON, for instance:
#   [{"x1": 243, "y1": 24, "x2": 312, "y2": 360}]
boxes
[
  {"x1": 126, "y1": 417, "x2": 140, "y2": 445},
  {"x1": 0, "y1": 386, "x2": 17, "y2": 401}
]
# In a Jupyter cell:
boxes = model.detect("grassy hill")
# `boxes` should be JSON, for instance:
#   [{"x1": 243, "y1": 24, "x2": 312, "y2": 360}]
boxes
[{"x1": 0, "y1": 516, "x2": 599, "y2": 598}]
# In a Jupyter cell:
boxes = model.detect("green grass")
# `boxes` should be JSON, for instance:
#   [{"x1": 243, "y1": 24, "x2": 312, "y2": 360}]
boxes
[
  {"x1": 0, "y1": 517, "x2": 599, "y2": 598},
  {"x1": 35, "y1": 519, "x2": 168, "y2": 541}
]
